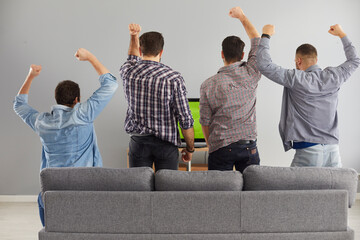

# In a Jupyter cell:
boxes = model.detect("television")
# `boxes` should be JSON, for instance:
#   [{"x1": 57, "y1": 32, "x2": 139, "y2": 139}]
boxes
[{"x1": 178, "y1": 98, "x2": 207, "y2": 148}]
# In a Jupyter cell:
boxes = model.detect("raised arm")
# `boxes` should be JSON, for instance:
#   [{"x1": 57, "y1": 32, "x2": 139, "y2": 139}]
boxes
[
  {"x1": 327, "y1": 24, "x2": 360, "y2": 82},
  {"x1": 256, "y1": 24, "x2": 301, "y2": 88},
  {"x1": 75, "y1": 48, "x2": 109, "y2": 75},
  {"x1": 229, "y1": 7, "x2": 260, "y2": 39},
  {"x1": 14, "y1": 65, "x2": 42, "y2": 131},
  {"x1": 18, "y1": 65, "x2": 42, "y2": 95},
  {"x1": 75, "y1": 48, "x2": 118, "y2": 123},
  {"x1": 128, "y1": 23, "x2": 141, "y2": 57}
]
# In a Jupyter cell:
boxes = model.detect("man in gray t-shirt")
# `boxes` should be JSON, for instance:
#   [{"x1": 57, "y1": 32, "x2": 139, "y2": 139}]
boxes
[{"x1": 256, "y1": 24, "x2": 360, "y2": 167}]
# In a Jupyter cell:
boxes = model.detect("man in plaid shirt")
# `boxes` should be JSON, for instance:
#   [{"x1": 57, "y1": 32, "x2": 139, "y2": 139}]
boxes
[
  {"x1": 200, "y1": 6, "x2": 261, "y2": 172},
  {"x1": 120, "y1": 24, "x2": 194, "y2": 171}
]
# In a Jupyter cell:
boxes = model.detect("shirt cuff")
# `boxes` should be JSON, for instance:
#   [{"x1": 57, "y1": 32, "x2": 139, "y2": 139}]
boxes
[
  {"x1": 127, "y1": 55, "x2": 141, "y2": 61},
  {"x1": 99, "y1": 73, "x2": 117, "y2": 83},
  {"x1": 259, "y1": 37, "x2": 270, "y2": 46},
  {"x1": 179, "y1": 118, "x2": 194, "y2": 130},
  {"x1": 15, "y1": 94, "x2": 28, "y2": 103},
  {"x1": 199, "y1": 118, "x2": 210, "y2": 127},
  {"x1": 341, "y1": 35, "x2": 350, "y2": 46}
]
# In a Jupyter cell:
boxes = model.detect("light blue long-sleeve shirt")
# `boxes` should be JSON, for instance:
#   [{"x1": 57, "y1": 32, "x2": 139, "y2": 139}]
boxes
[
  {"x1": 13, "y1": 73, "x2": 118, "y2": 170},
  {"x1": 257, "y1": 36, "x2": 360, "y2": 151}
]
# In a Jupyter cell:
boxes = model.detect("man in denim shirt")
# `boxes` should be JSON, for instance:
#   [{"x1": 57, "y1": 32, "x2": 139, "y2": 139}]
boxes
[
  {"x1": 13, "y1": 48, "x2": 118, "y2": 226},
  {"x1": 257, "y1": 24, "x2": 360, "y2": 167}
]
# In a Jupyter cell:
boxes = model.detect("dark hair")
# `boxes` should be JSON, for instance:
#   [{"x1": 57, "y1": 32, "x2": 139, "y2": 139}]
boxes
[
  {"x1": 296, "y1": 44, "x2": 317, "y2": 58},
  {"x1": 55, "y1": 80, "x2": 80, "y2": 106},
  {"x1": 222, "y1": 36, "x2": 245, "y2": 63},
  {"x1": 139, "y1": 31, "x2": 164, "y2": 57}
]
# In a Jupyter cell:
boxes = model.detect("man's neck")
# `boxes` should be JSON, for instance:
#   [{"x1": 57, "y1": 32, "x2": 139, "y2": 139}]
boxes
[
  {"x1": 224, "y1": 60, "x2": 237, "y2": 66},
  {"x1": 142, "y1": 55, "x2": 160, "y2": 62}
]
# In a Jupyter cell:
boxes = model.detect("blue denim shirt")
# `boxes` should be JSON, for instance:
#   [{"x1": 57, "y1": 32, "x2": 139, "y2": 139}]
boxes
[
  {"x1": 13, "y1": 73, "x2": 118, "y2": 170},
  {"x1": 257, "y1": 36, "x2": 360, "y2": 151}
]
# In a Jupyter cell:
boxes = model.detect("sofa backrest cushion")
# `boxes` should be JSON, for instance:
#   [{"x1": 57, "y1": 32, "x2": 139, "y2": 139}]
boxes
[
  {"x1": 243, "y1": 165, "x2": 358, "y2": 207},
  {"x1": 155, "y1": 170, "x2": 243, "y2": 191},
  {"x1": 41, "y1": 167, "x2": 154, "y2": 192}
]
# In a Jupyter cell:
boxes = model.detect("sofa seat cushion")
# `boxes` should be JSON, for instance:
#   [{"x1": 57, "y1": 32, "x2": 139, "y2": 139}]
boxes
[
  {"x1": 41, "y1": 167, "x2": 154, "y2": 192},
  {"x1": 243, "y1": 165, "x2": 358, "y2": 207},
  {"x1": 155, "y1": 170, "x2": 243, "y2": 191}
]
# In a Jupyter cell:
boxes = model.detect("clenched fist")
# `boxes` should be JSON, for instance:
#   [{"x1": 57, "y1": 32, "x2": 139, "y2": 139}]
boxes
[
  {"x1": 74, "y1": 48, "x2": 93, "y2": 61},
  {"x1": 229, "y1": 7, "x2": 245, "y2": 21},
  {"x1": 262, "y1": 24, "x2": 275, "y2": 36},
  {"x1": 328, "y1": 24, "x2": 346, "y2": 38},
  {"x1": 28, "y1": 64, "x2": 42, "y2": 77},
  {"x1": 129, "y1": 23, "x2": 141, "y2": 36}
]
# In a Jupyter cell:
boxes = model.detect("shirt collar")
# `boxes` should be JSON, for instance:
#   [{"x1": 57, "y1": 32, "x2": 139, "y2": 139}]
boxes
[
  {"x1": 141, "y1": 60, "x2": 165, "y2": 67},
  {"x1": 218, "y1": 61, "x2": 245, "y2": 73},
  {"x1": 305, "y1": 64, "x2": 321, "y2": 72},
  {"x1": 51, "y1": 104, "x2": 75, "y2": 112}
]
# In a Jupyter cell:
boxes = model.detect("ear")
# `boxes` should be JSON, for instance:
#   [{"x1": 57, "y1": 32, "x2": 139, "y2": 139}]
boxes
[
  {"x1": 241, "y1": 52, "x2": 245, "y2": 60},
  {"x1": 159, "y1": 49, "x2": 164, "y2": 58},
  {"x1": 139, "y1": 48, "x2": 142, "y2": 57},
  {"x1": 221, "y1": 51, "x2": 225, "y2": 60},
  {"x1": 73, "y1": 97, "x2": 79, "y2": 104}
]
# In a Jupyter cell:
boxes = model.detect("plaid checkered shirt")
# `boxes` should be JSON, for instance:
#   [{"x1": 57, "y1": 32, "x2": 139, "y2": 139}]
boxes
[
  {"x1": 200, "y1": 38, "x2": 261, "y2": 153},
  {"x1": 120, "y1": 55, "x2": 193, "y2": 146}
]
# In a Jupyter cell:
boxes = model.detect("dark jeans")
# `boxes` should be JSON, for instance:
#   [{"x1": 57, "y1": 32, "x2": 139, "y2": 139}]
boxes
[
  {"x1": 208, "y1": 140, "x2": 260, "y2": 173},
  {"x1": 129, "y1": 135, "x2": 179, "y2": 172},
  {"x1": 38, "y1": 192, "x2": 45, "y2": 226}
]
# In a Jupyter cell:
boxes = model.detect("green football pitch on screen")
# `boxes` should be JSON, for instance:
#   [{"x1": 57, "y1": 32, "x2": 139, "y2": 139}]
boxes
[{"x1": 178, "y1": 100, "x2": 205, "y2": 140}]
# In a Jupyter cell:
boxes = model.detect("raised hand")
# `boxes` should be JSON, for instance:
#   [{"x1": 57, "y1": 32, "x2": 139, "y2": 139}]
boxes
[
  {"x1": 28, "y1": 64, "x2": 42, "y2": 77},
  {"x1": 129, "y1": 23, "x2": 141, "y2": 36},
  {"x1": 328, "y1": 24, "x2": 346, "y2": 38},
  {"x1": 229, "y1": 7, "x2": 245, "y2": 21},
  {"x1": 262, "y1": 24, "x2": 275, "y2": 36},
  {"x1": 74, "y1": 48, "x2": 93, "y2": 61}
]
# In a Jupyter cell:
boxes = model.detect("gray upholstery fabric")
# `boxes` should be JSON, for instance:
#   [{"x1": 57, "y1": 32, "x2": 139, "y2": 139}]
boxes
[
  {"x1": 155, "y1": 170, "x2": 243, "y2": 191},
  {"x1": 41, "y1": 167, "x2": 154, "y2": 192},
  {"x1": 240, "y1": 190, "x2": 348, "y2": 233},
  {"x1": 152, "y1": 192, "x2": 241, "y2": 234},
  {"x1": 39, "y1": 228, "x2": 354, "y2": 240},
  {"x1": 45, "y1": 191, "x2": 152, "y2": 233},
  {"x1": 243, "y1": 165, "x2": 358, "y2": 207}
]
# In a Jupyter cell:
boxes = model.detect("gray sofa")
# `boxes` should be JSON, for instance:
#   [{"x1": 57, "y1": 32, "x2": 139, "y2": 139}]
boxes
[{"x1": 38, "y1": 165, "x2": 358, "y2": 240}]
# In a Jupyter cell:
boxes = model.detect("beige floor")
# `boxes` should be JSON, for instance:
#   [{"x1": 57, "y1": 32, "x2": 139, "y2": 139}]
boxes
[{"x1": 0, "y1": 200, "x2": 359, "y2": 240}]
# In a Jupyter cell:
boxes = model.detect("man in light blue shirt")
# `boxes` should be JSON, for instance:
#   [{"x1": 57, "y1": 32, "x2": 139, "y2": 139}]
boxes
[
  {"x1": 257, "y1": 24, "x2": 360, "y2": 167},
  {"x1": 13, "y1": 48, "x2": 118, "y2": 226}
]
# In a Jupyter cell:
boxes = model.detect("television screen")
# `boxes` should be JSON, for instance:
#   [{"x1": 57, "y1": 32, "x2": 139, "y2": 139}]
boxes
[{"x1": 178, "y1": 98, "x2": 206, "y2": 143}]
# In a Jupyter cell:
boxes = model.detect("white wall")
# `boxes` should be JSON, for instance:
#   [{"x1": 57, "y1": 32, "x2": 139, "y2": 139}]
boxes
[{"x1": 1, "y1": 0, "x2": 359, "y2": 194}]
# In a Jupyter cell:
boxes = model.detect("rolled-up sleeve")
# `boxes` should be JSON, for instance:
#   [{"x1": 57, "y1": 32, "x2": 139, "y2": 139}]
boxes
[
  {"x1": 13, "y1": 94, "x2": 39, "y2": 132},
  {"x1": 173, "y1": 76, "x2": 194, "y2": 129},
  {"x1": 199, "y1": 84, "x2": 211, "y2": 126},
  {"x1": 119, "y1": 55, "x2": 141, "y2": 80},
  {"x1": 75, "y1": 73, "x2": 118, "y2": 123},
  {"x1": 332, "y1": 36, "x2": 360, "y2": 83},
  {"x1": 245, "y1": 37, "x2": 262, "y2": 81}
]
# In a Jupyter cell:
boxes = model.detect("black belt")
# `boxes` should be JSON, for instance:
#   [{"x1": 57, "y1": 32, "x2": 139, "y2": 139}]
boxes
[{"x1": 236, "y1": 140, "x2": 255, "y2": 145}]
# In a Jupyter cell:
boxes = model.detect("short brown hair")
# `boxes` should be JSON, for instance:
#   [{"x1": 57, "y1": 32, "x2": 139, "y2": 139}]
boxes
[
  {"x1": 139, "y1": 31, "x2": 164, "y2": 57},
  {"x1": 222, "y1": 36, "x2": 245, "y2": 63},
  {"x1": 55, "y1": 80, "x2": 80, "y2": 106},
  {"x1": 296, "y1": 44, "x2": 317, "y2": 58}
]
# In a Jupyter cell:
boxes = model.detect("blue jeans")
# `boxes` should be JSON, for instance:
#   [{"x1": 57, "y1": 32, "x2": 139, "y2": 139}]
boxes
[
  {"x1": 38, "y1": 192, "x2": 45, "y2": 227},
  {"x1": 129, "y1": 135, "x2": 179, "y2": 172},
  {"x1": 208, "y1": 140, "x2": 260, "y2": 173},
  {"x1": 291, "y1": 144, "x2": 342, "y2": 167}
]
